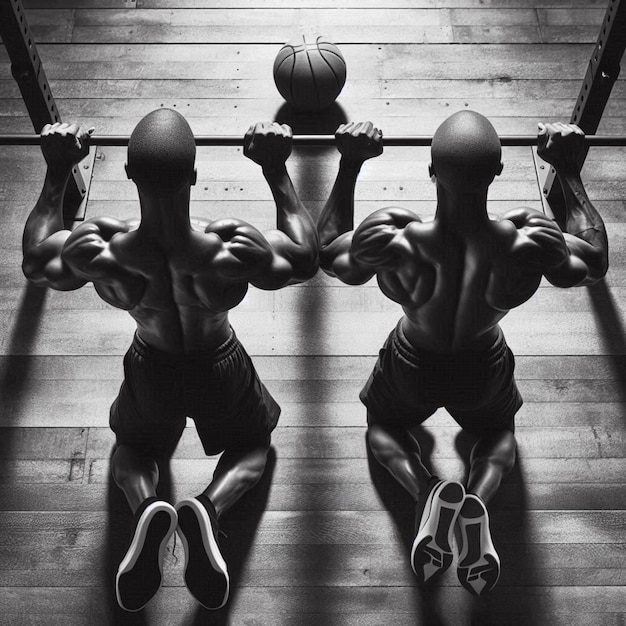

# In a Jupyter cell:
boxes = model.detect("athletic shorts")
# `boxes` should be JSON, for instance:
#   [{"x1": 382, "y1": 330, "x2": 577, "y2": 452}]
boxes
[
  {"x1": 360, "y1": 321, "x2": 522, "y2": 434},
  {"x1": 110, "y1": 330, "x2": 280, "y2": 457}
]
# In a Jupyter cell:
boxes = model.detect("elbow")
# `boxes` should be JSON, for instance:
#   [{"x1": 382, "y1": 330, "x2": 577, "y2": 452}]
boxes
[
  {"x1": 22, "y1": 256, "x2": 45, "y2": 286},
  {"x1": 291, "y1": 249, "x2": 319, "y2": 283},
  {"x1": 586, "y1": 250, "x2": 609, "y2": 284},
  {"x1": 319, "y1": 246, "x2": 338, "y2": 277}
]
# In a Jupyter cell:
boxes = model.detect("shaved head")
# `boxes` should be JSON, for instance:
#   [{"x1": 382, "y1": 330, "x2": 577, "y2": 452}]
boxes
[
  {"x1": 430, "y1": 111, "x2": 503, "y2": 193},
  {"x1": 127, "y1": 108, "x2": 196, "y2": 192}
]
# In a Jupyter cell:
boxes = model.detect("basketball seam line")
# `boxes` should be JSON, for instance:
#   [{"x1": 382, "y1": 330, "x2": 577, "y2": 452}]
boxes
[
  {"x1": 288, "y1": 45, "x2": 297, "y2": 107},
  {"x1": 317, "y1": 48, "x2": 343, "y2": 92},
  {"x1": 274, "y1": 51, "x2": 295, "y2": 76},
  {"x1": 304, "y1": 35, "x2": 321, "y2": 110},
  {"x1": 316, "y1": 36, "x2": 344, "y2": 96}
]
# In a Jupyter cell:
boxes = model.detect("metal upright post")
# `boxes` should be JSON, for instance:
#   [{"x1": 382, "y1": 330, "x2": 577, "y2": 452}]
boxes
[
  {"x1": 0, "y1": 0, "x2": 95, "y2": 220},
  {"x1": 534, "y1": 0, "x2": 626, "y2": 226}
]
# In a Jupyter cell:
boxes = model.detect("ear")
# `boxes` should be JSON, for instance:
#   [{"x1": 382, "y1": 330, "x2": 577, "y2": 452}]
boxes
[
  {"x1": 190, "y1": 168, "x2": 197, "y2": 186},
  {"x1": 496, "y1": 161, "x2": 504, "y2": 177},
  {"x1": 428, "y1": 163, "x2": 435, "y2": 179},
  {"x1": 124, "y1": 163, "x2": 131, "y2": 180}
]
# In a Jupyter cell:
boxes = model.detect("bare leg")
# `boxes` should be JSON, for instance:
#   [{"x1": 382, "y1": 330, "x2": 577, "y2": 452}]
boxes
[
  {"x1": 456, "y1": 429, "x2": 516, "y2": 596},
  {"x1": 367, "y1": 421, "x2": 435, "y2": 501},
  {"x1": 202, "y1": 443, "x2": 270, "y2": 518},
  {"x1": 466, "y1": 429, "x2": 517, "y2": 503},
  {"x1": 111, "y1": 444, "x2": 159, "y2": 513},
  {"x1": 112, "y1": 444, "x2": 177, "y2": 612},
  {"x1": 368, "y1": 421, "x2": 467, "y2": 583},
  {"x1": 176, "y1": 442, "x2": 271, "y2": 610}
]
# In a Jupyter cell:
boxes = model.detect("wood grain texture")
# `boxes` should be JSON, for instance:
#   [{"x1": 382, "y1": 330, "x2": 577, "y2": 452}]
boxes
[{"x1": 0, "y1": 1, "x2": 624, "y2": 624}]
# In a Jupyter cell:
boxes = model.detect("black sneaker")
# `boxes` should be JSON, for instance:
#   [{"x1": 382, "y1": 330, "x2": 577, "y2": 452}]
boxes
[
  {"x1": 455, "y1": 493, "x2": 500, "y2": 596},
  {"x1": 116, "y1": 497, "x2": 178, "y2": 612},
  {"x1": 175, "y1": 495, "x2": 229, "y2": 610},
  {"x1": 411, "y1": 479, "x2": 465, "y2": 583}
]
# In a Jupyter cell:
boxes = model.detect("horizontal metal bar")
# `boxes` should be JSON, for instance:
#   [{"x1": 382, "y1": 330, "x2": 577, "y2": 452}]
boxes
[{"x1": 0, "y1": 134, "x2": 625, "y2": 147}]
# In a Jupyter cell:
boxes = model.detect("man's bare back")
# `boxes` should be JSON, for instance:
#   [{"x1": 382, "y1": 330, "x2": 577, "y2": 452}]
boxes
[
  {"x1": 318, "y1": 116, "x2": 608, "y2": 354},
  {"x1": 23, "y1": 114, "x2": 318, "y2": 354}
]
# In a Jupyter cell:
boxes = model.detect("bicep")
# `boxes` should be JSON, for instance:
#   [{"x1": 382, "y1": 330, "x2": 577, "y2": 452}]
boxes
[
  {"x1": 544, "y1": 233, "x2": 600, "y2": 287},
  {"x1": 253, "y1": 228, "x2": 319, "y2": 287},
  {"x1": 22, "y1": 230, "x2": 86, "y2": 291}
]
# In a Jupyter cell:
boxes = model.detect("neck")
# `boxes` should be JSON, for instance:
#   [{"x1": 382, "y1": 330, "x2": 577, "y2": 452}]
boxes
[
  {"x1": 136, "y1": 185, "x2": 192, "y2": 243},
  {"x1": 434, "y1": 184, "x2": 490, "y2": 231}
]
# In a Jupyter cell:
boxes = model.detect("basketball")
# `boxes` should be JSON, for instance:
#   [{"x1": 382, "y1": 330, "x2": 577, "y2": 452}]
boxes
[{"x1": 273, "y1": 36, "x2": 347, "y2": 112}]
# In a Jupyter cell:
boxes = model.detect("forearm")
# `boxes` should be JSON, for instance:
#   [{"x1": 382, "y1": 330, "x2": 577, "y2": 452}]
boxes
[
  {"x1": 263, "y1": 165, "x2": 316, "y2": 245},
  {"x1": 557, "y1": 169, "x2": 608, "y2": 279},
  {"x1": 23, "y1": 166, "x2": 71, "y2": 254},
  {"x1": 317, "y1": 158, "x2": 362, "y2": 248}
]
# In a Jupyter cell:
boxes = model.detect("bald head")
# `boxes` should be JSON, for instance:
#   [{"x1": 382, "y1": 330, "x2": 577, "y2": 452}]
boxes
[
  {"x1": 126, "y1": 108, "x2": 196, "y2": 192},
  {"x1": 430, "y1": 111, "x2": 503, "y2": 194}
]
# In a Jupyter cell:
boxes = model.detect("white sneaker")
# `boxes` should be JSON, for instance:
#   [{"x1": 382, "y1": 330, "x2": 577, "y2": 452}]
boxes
[
  {"x1": 455, "y1": 494, "x2": 500, "y2": 595},
  {"x1": 116, "y1": 497, "x2": 178, "y2": 612},
  {"x1": 411, "y1": 480, "x2": 465, "y2": 583},
  {"x1": 176, "y1": 496, "x2": 230, "y2": 610}
]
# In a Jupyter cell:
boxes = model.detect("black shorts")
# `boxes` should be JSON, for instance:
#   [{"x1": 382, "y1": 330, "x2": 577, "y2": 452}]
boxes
[
  {"x1": 110, "y1": 330, "x2": 280, "y2": 457},
  {"x1": 360, "y1": 321, "x2": 522, "y2": 434}
]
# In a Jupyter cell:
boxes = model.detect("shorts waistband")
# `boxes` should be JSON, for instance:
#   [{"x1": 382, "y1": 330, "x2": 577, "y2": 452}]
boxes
[
  {"x1": 392, "y1": 321, "x2": 507, "y2": 367},
  {"x1": 131, "y1": 329, "x2": 239, "y2": 362}
]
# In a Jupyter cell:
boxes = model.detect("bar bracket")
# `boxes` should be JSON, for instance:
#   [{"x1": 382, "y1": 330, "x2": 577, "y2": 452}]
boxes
[
  {"x1": 0, "y1": 0, "x2": 94, "y2": 220},
  {"x1": 535, "y1": 0, "x2": 626, "y2": 225}
]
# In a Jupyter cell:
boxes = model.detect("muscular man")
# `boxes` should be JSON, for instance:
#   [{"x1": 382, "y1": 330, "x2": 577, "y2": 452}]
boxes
[
  {"x1": 22, "y1": 109, "x2": 318, "y2": 611},
  {"x1": 317, "y1": 111, "x2": 608, "y2": 596}
]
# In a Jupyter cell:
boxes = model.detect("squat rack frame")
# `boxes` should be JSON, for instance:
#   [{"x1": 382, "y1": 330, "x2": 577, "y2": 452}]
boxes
[{"x1": 0, "y1": 0, "x2": 625, "y2": 221}]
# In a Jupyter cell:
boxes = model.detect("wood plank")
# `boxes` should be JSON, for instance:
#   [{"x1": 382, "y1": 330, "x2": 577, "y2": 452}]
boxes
[
  {"x1": 78, "y1": 424, "x2": 626, "y2": 459},
  {"x1": 3, "y1": 307, "x2": 626, "y2": 356},
  {"x1": 0, "y1": 541, "x2": 624, "y2": 589},
  {"x1": 0, "y1": 584, "x2": 625, "y2": 615},
  {"x1": 1, "y1": 509, "x2": 624, "y2": 544},
  {"x1": 4, "y1": 77, "x2": 622, "y2": 101},
  {"x1": 7, "y1": 94, "x2": 623, "y2": 121},
  {"x1": 0, "y1": 41, "x2": 596, "y2": 66},
  {"x1": 3, "y1": 353, "x2": 626, "y2": 382},
  {"x1": 86, "y1": 456, "x2": 626, "y2": 484},
  {"x1": 72, "y1": 8, "x2": 448, "y2": 27},
  {"x1": 1, "y1": 480, "x2": 625, "y2": 511}
]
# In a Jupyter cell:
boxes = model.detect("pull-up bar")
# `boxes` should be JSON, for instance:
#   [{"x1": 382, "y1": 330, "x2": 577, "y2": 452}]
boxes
[{"x1": 0, "y1": 134, "x2": 625, "y2": 147}]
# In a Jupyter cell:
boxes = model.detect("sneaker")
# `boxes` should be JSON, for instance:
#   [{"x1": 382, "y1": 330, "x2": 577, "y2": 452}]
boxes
[
  {"x1": 116, "y1": 497, "x2": 178, "y2": 612},
  {"x1": 175, "y1": 495, "x2": 229, "y2": 610},
  {"x1": 411, "y1": 479, "x2": 465, "y2": 583},
  {"x1": 455, "y1": 493, "x2": 500, "y2": 596}
]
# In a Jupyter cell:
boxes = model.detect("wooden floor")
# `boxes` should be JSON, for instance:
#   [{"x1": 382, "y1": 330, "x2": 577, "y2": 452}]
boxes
[{"x1": 1, "y1": 1, "x2": 625, "y2": 624}]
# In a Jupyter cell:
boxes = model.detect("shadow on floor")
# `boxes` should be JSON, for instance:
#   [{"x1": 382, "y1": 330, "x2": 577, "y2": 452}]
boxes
[
  {"x1": 0, "y1": 283, "x2": 48, "y2": 481},
  {"x1": 103, "y1": 446, "x2": 175, "y2": 626},
  {"x1": 454, "y1": 431, "x2": 544, "y2": 625},
  {"x1": 587, "y1": 279, "x2": 626, "y2": 405},
  {"x1": 188, "y1": 445, "x2": 276, "y2": 625},
  {"x1": 103, "y1": 446, "x2": 276, "y2": 625},
  {"x1": 366, "y1": 425, "x2": 447, "y2": 625}
]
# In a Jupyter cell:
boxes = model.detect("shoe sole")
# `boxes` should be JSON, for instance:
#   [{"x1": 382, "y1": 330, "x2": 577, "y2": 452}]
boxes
[
  {"x1": 116, "y1": 501, "x2": 177, "y2": 612},
  {"x1": 411, "y1": 481, "x2": 465, "y2": 583},
  {"x1": 176, "y1": 499, "x2": 229, "y2": 610},
  {"x1": 456, "y1": 498, "x2": 500, "y2": 596}
]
